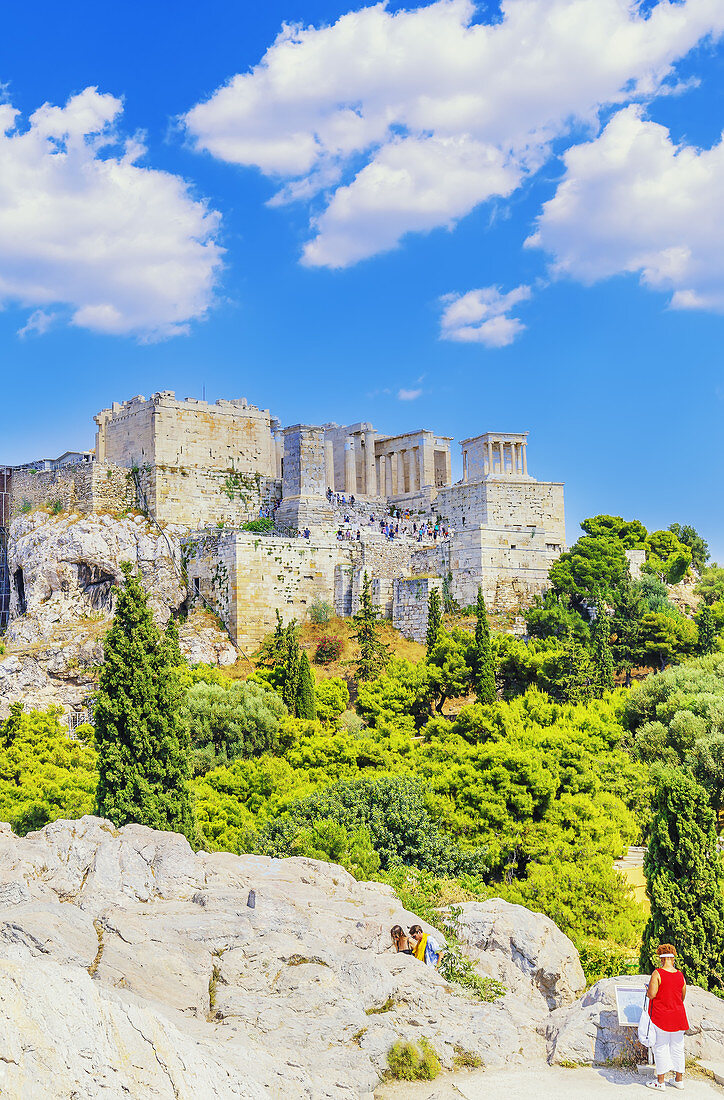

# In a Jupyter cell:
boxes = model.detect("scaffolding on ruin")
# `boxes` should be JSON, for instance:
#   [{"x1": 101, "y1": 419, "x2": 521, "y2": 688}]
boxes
[{"x1": 0, "y1": 468, "x2": 10, "y2": 629}]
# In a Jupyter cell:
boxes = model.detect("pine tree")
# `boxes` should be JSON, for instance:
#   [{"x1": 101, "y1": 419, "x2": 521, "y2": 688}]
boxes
[
  {"x1": 296, "y1": 651, "x2": 317, "y2": 720},
  {"x1": 426, "y1": 586, "x2": 442, "y2": 655},
  {"x1": 640, "y1": 770, "x2": 724, "y2": 992},
  {"x1": 697, "y1": 604, "x2": 716, "y2": 655},
  {"x1": 281, "y1": 623, "x2": 301, "y2": 715},
  {"x1": 95, "y1": 562, "x2": 196, "y2": 843},
  {"x1": 590, "y1": 593, "x2": 615, "y2": 696},
  {"x1": 352, "y1": 572, "x2": 390, "y2": 681},
  {"x1": 473, "y1": 587, "x2": 496, "y2": 704}
]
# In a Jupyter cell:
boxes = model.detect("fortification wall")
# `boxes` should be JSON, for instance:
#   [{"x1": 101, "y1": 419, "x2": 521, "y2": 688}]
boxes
[
  {"x1": 8, "y1": 463, "x2": 132, "y2": 521},
  {"x1": 185, "y1": 532, "x2": 352, "y2": 650},
  {"x1": 436, "y1": 478, "x2": 565, "y2": 547},
  {"x1": 393, "y1": 576, "x2": 443, "y2": 642},
  {"x1": 448, "y1": 526, "x2": 555, "y2": 611}
]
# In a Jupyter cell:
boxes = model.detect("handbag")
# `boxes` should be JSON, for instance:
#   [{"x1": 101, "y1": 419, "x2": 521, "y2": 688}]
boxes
[{"x1": 638, "y1": 994, "x2": 655, "y2": 1048}]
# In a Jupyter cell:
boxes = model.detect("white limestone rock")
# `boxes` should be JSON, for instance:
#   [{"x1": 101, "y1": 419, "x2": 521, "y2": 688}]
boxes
[
  {"x1": 547, "y1": 976, "x2": 724, "y2": 1066},
  {"x1": 6, "y1": 510, "x2": 188, "y2": 644},
  {"x1": 452, "y1": 897, "x2": 586, "y2": 1012},
  {"x1": 0, "y1": 817, "x2": 552, "y2": 1098}
]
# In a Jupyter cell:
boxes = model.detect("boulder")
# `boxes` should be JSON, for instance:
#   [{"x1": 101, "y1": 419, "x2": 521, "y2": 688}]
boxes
[
  {"x1": 0, "y1": 818, "x2": 549, "y2": 1098},
  {"x1": 547, "y1": 976, "x2": 724, "y2": 1066},
  {"x1": 452, "y1": 897, "x2": 586, "y2": 1011}
]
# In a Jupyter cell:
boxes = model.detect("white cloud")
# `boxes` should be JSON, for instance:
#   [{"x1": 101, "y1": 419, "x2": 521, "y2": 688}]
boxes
[
  {"x1": 440, "y1": 284, "x2": 531, "y2": 346},
  {"x1": 527, "y1": 105, "x2": 724, "y2": 311},
  {"x1": 17, "y1": 308, "x2": 57, "y2": 338},
  {"x1": 398, "y1": 387, "x2": 423, "y2": 400},
  {"x1": 184, "y1": 0, "x2": 724, "y2": 268},
  {"x1": 0, "y1": 87, "x2": 223, "y2": 339}
]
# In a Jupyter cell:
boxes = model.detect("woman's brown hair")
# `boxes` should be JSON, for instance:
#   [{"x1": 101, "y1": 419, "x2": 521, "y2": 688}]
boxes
[
  {"x1": 390, "y1": 925, "x2": 404, "y2": 941},
  {"x1": 656, "y1": 943, "x2": 677, "y2": 958}
]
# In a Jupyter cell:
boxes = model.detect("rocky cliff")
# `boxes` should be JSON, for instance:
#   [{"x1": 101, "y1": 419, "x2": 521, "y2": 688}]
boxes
[
  {"x1": 0, "y1": 512, "x2": 236, "y2": 718},
  {"x1": 0, "y1": 819, "x2": 723, "y2": 1098}
]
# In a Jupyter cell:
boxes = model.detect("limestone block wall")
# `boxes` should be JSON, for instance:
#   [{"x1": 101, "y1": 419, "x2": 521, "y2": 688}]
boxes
[
  {"x1": 186, "y1": 532, "x2": 352, "y2": 650},
  {"x1": 393, "y1": 577, "x2": 443, "y2": 642},
  {"x1": 8, "y1": 463, "x2": 133, "y2": 521},
  {"x1": 625, "y1": 548, "x2": 646, "y2": 580},
  {"x1": 148, "y1": 467, "x2": 280, "y2": 528},
  {"x1": 436, "y1": 478, "x2": 565, "y2": 548},
  {"x1": 448, "y1": 526, "x2": 555, "y2": 610},
  {"x1": 95, "y1": 392, "x2": 276, "y2": 478}
]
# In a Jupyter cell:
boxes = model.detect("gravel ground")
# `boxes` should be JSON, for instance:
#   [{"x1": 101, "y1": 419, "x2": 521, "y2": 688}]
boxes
[{"x1": 376, "y1": 1064, "x2": 724, "y2": 1100}]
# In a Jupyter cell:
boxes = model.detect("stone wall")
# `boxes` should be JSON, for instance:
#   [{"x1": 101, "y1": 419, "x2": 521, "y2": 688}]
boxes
[
  {"x1": 448, "y1": 525, "x2": 555, "y2": 610},
  {"x1": 8, "y1": 463, "x2": 133, "y2": 521},
  {"x1": 436, "y1": 478, "x2": 565, "y2": 549},
  {"x1": 392, "y1": 577, "x2": 443, "y2": 642},
  {"x1": 185, "y1": 532, "x2": 353, "y2": 650}
]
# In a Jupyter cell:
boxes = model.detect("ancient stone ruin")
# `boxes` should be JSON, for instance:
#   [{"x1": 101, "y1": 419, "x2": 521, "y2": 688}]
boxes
[{"x1": 1, "y1": 390, "x2": 565, "y2": 652}]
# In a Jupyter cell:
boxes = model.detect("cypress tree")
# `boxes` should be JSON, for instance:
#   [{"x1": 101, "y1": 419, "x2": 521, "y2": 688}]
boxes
[
  {"x1": 353, "y1": 572, "x2": 390, "y2": 681},
  {"x1": 426, "y1": 586, "x2": 442, "y2": 655},
  {"x1": 296, "y1": 651, "x2": 317, "y2": 720},
  {"x1": 697, "y1": 604, "x2": 716, "y2": 656},
  {"x1": 473, "y1": 587, "x2": 496, "y2": 704},
  {"x1": 281, "y1": 623, "x2": 301, "y2": 715},
  {"x1": 95, "y1": 562, "x2": 195, "y2": 843},
  {"x1": 640, "y1": 769, "x2": 724, "y2": 992},
  {"x1": 590, "y1": 593, "x2": 615, "y2": 696}
]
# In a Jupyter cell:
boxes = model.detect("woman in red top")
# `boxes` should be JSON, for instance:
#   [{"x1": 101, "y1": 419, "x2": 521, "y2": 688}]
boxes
[{"x1": 645, "y1": 943, "x2": 689, "y2": 1091}]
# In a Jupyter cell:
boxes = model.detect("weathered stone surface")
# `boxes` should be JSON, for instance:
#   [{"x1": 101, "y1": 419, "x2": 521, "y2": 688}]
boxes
[
  {"x1": 7, "y1": 511, "x2": 187, "y2": 643},
  {"x1": 0, "y1": 818, "x2": 550, "y2": 1098},
  {"x1": 452, "y1": 898, "x2": 586, "y2": 1012},
  {"x1": 547, "y1": 976, "x2": 724, "y2": 1066}
]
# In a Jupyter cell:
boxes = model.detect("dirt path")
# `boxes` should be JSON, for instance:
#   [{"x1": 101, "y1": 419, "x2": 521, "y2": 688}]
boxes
[{"x1": 376, "y1": 1064, "x2": 724, "y2": 1099}]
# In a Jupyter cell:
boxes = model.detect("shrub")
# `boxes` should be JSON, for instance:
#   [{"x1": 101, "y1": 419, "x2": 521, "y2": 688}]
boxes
[
  {"x1": 309, "y1": 599, "x2": 334, "y2": 625},
  {"x1": 315, "y1": 678, "x2": 350, "y2": 722},
  {"x1": 21, "y1": 500, "x2": 32, "y2": 514},
  {"x1": 51, "y1": 500, "x2": 63, "y2": 515},
  {"x1": 241, "y1": 518, "x2": 274, "y2": 532},
  {"x1": 178, "y1": 678, "x2": 287, "y2": 775},
  {"x1": 314, "y1": 635, "x2": 343, "y2": 664},
  {"x1": 387, "y1": 1038, "x2": 441, "y2": 1081}
]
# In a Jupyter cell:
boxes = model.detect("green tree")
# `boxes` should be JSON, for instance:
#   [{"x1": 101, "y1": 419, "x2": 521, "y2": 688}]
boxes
[
  {"x1": 427, "y1": 630, "x2": 474, "y2": 713},
  {"x1": 426, "y1": 585, "x2": 442, "y2": 655},
  {"x1": 178, "y1": 679, "x2": 287, "y2": 775},
  {"x1": 696, "y1": 604, "x2": 717, "y2": 656},
  {"x1": 549, "y1": 536, "x2": 630, "y2": 600},
  {"x1": 280, "y1": 623, "x2": 301, "y2": 714},
  {"x1": 525, "y1": 590, "x2": 589, "y2": 644},
  {"x1": 695, "y1": 565, "x2": 724, "y2": 606},
  {"x1": 640, "y1": 770, "x2": 724, "y2": 992},
  {"x1": 643, "y1": 529, "x2": 692, "y2": 585},
  {"x1": 581, "y1": 514, "x2": 647, "y2": 548},
  {"x1": 473, "y1": 587, "x2": 496, "y2": 704},
  {"x1": 634, "y1": 611, "x2": 698, "y2": 672},
  {"x1": 353, "y1": 572, "x2": 390, "y2": 681},
  {"x1": 590, "y1": 597, "x2": 615, "y2": 696},
  {"x1": 669, "y1": 523, "x2": 710, "y2": 573},
  {"x1": 296, "y1": 651, "x2": 317, "y2": 720},
  {"x1": 95, "y1": 563, "x2": 196, "y2": 842},
  {"x1": 314, "y1": 677, "x2": 350, "y2": 723},
  {"x1": 688, "y1": 735, "x2": 724, "y2": 820},
  {"x1": 610, "y1": 579, "x2": 645, "y2": 684}
]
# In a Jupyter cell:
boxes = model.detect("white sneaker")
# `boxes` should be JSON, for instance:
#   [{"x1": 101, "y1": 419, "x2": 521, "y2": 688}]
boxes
[
  {"x1": 645, "y1": 1083, "x2": 665, "y2": 1091},
  {"x1": 670, "y1": 1082, "x2": 684, "y2": 1091}
]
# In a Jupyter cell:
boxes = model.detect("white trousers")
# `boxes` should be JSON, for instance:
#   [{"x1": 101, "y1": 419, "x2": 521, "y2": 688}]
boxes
[{"x1": 653, "y1": 1025, "x2": 685, "y2": 1076}]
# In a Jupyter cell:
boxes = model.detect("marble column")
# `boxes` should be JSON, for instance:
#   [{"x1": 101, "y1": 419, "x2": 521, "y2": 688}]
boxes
[
  {"x1": 522, "y1": 445, "x2": 528, "y2": 476},
  {"x1": 397, "y1": 450, "x2": 406, "y2": 495},
  {"x1": 511, "y1": 442, "x2": 518, "y2": 476},
  {"x1": 385, "y1": 453, "x2": 394, "y2": 497},
  {"x1": 363, "y1": 433, "x2": 376, "y2": 496},
  {"x1": 463, "y1": 449, "x2": 468, "y2": 483},
  {"x1": 486, "y1": 440, "x2": 493, "y2": 477},
  {"x1": 498, "y1": 440, "x2": 504, "y2": 476},
  {"x1": 344, "y1": 440, "x2": 356, "y2": 495}
]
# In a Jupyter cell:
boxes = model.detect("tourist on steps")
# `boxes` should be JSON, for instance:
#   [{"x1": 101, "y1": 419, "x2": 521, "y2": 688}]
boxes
[
  {"x1": 409, "y1": 925, "x2": 445, "y2": 969},
  {"x1": 645, "y1": 943, "x2": 688, "y2": 1091},
  {"x1": 390, "y1": 926, "x2": 413, "y2": 955}
]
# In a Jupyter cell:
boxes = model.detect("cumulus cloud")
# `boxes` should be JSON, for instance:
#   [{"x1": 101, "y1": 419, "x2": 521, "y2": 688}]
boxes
[
  {"x1": 440, "y1": 284, "x2": 531, "y2": 346},
  {"x1": 184, "y1": 0, "x2": 724, "y2": 268},
  {"x1": 527, "y1": 105, "x2": 724, "y2": 312},
  {"x1": 0, "y1": 87, "x2": 223, "y2": 339}
]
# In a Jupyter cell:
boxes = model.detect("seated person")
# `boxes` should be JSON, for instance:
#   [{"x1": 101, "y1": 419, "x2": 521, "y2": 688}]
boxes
[
  {"x1": 390, "y1": 925, "x2": 413, "y2": 955},
  {"x1": 409, "y1": 924, "x2": 445, "y2": 969}
]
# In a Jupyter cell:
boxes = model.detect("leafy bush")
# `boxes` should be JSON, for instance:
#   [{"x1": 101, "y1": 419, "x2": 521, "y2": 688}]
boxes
[
  {"x1": 308, "y1": 599, "x2": 334, "y2": 625},
  {"x1": 315, "y1": 677, "x2": 350, "y2": 722},
  {"x1": 241, "y1": 518, "x2": 274, "y2": 532},
  {"x1": 179, "y1": 679, "x2": 287, "y2": 775},
  {"x1": 387, "y1": 1038, "x2": 441, "y2": 1081},
  {"x1": 314, "y1": 635, "x2": 343, "y2": 664},
  {"x1": 51, "y1": 500, "x2": 63, "y2": 515}
]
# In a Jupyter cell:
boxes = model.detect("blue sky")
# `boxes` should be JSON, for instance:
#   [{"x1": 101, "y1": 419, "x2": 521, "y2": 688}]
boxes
[{"x1": 1, "y1": 0, "x2": 723, "y2": 558}]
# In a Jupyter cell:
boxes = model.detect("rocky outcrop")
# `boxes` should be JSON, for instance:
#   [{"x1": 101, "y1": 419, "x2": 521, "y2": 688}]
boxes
[
  {"x1": 6, "y1": 511, "x2": 188, "y2": 645},
  {"x1": 452, "y1": 898, "x2": 586, "y2": 1012},
  {"x1": 547, "y1": 976, "x2": 724, "y2": 1066},
  {"x1": 0, "y1": 818, "x2": 554, "y2": 1098}
]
